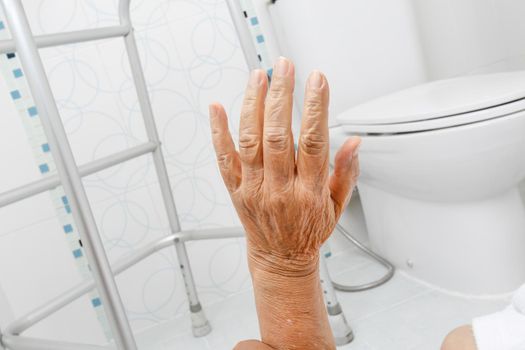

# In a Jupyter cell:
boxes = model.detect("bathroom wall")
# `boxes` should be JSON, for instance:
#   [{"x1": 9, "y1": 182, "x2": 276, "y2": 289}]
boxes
[{"x1": 0, "y1": 0, "x2": 250, "y2": 344}]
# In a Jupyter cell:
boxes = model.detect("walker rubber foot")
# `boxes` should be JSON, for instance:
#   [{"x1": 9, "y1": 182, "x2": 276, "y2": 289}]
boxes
[
  {"x1": 191, "y1": 307, "x2": 212, "y2": 337},
  {"x1": 328, "y1": 307, "x2": 354, "y2": 346}
]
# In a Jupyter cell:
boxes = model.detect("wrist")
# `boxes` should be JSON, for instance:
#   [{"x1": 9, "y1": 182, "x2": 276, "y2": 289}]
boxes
[
  {"x1": 247, "y1": 247, "x2": 334, "y2": 350},
  {"x1": 247, "y1": 245, "x2": 320, "y2": 278}
]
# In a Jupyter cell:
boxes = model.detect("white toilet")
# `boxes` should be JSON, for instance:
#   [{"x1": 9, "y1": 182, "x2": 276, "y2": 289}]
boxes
[{"x1": 330, "y1": 71, "x2": 525, "y2": 296}]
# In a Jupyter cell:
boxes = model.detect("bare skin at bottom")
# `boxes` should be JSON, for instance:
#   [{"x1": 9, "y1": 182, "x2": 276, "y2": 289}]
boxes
[
  {"x1": 234, "y1": 325, "x2": 477, "y2": 350},
  {"x1": 234, "y1": 326, "x2": 477, "y2": 350},
  {"x1": 441, "y1": 326, "x2": 477, "y2": 350}
]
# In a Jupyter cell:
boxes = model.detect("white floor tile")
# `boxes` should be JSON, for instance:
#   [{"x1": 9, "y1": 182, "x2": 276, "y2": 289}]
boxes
[{"x1": 135, "y1": 249, "x2": 510, "y2": 349}]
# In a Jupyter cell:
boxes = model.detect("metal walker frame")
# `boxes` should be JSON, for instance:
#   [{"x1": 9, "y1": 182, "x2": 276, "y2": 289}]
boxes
[{"x1": 0, "y1": 0, "x2": 352, "y2": 348}]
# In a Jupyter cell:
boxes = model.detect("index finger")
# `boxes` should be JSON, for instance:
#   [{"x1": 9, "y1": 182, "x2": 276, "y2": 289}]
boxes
[{"x1": 296, "y1": 70, "x2": 330, "y2": 190}]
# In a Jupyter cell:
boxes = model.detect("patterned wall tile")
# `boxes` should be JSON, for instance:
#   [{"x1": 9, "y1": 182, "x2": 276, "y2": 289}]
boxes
[{"x1": 0, "y1": 0, "x2": 259, "y2": 342}]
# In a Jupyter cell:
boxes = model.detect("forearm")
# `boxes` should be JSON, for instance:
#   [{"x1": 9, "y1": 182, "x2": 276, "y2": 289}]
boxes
[
  {"x1": 248, "y1": 251, "x2": 335, "y2": 350},
  {"x1": 210, "y1": 59, "x2": 360, "y2": 350}
]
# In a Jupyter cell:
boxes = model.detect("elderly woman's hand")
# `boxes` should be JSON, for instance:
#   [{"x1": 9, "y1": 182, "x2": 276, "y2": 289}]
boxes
[
  {"x1": 209, "y1": 57, "x2": 360, "y2": 350},
  {"x1": 209, "y1": 57, "x2": 360, "y2": 275}
]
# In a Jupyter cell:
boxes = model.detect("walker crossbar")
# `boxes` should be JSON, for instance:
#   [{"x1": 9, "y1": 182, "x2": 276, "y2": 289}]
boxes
[
  {"x1": 6, "y1": 228, "x2": 245, "y2": 337},
  {"x1": 2, "y1": 334, "x2": 112, "y2": 350},
  {"x1": 0, "y1": 142, "x2": 158, "y2": 207},
  {"x1": 0, "y1": 25, "x2": 131, "y2": 54}
]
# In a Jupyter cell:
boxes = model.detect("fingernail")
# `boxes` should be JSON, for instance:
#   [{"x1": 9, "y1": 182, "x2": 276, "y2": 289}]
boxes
[
  {"x1": 274, "y1": 56, "x2": 290, "y2": 76},
  {"x1": 249, "y1": 69, "x2": 264, "y2": 88},
  {"x1": 308, "y1": 70, "x2": 324, "y2": 89}
]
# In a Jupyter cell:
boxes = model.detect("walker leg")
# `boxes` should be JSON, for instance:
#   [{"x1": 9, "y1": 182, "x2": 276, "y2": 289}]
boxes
[
  {"x1": 1, "y1": 1, "x2": 138, "y2": 348},
  {"x1": 121, "y1": 29, "x2": 211, "y2": 337},
  {"x1": 320, "y1": 252, "x2": 354, "y2": 346},
  {"x1": 174, "y1": 238, "x2": 212, "y2": 337}
]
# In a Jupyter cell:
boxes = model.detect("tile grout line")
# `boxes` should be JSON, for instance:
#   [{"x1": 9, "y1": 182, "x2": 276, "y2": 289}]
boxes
[{"x1": 352, "y1": 288, "x2": 434, "y2": 324}]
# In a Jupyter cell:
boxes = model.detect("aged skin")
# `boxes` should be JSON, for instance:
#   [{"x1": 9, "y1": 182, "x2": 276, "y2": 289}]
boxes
[{"x1": 209, "y1": 57, "x2": 361, "y2": 350}]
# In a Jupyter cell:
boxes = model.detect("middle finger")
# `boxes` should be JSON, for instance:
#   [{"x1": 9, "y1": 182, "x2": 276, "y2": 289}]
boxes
[{"x1": 263, "y1": 57, "x2": 296, "y2": 191}]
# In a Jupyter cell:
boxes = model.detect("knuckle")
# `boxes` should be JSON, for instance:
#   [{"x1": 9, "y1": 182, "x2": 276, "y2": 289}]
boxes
[
  {"x1": 305, "y1": 97, "x2": 324, "y2": 115},
  {"x1": 268, "y1": 79, "x2": 291, "y2": 99},
  {"x1": 241, "y1": 94, "x2": 258, "y2": 117},
  {"x1": 266, "y1": 102, "x2": 286, "y2": 122},
  {"x1": 211, "y1": 127, "x2": 221, "y2": 138},
  {"x1": 216, "y1": 152, "x2": 232, "y2": 169},
  {"x1": 269, "y1": 87, "x2": 287, "y2": 100},
  {"x1": 263, "y1": 126, "x2": 289, "y2": 151},
  {"x1": 300, "y1": 132, "x2": 327, "y2": 155},
  {"x1": 240, "y1": 196, "x2": 255, "y2": 211},
  {"x1": 268, "y1": 192, "x2": 288, "y2": 209},
  {"x1": 239, "y1": 133, "x2": 260, "y2": 151}
]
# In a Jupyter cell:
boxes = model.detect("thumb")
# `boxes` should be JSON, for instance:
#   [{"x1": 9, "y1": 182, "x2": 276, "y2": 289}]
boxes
[{"x1": 329, "y1": 137, "x2": 361, "y2": 214}]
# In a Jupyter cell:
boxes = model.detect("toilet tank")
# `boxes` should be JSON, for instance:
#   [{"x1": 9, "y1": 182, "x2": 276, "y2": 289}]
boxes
[
  {"x1": 412, "y1": 0, "x2": 525, "y2": 80},
  {"x1": 270, "y1": 0, "x2": 428, "y2": 126},
  {"x1": 270, "y1": 0, "x2": 525, "y2": 125}
]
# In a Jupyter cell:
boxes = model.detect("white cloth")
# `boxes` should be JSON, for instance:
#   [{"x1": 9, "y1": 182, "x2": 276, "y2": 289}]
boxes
[{"x1": 473, "y1": 284, "x2": 525, "y2": 350}]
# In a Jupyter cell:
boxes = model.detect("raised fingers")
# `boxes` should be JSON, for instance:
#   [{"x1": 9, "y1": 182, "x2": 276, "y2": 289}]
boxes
[
  {"x1": 296, "y1": 70, "x2": 330, "y2": 189},
  {"x1": 263, "y1": 57, "x2": 296, "y2": 191},
  {"x1": 209, "y1": 103, "x2": 242, "y2": 193},
  {"x1": 329, "y1": 137, "x2": 361, "y2": 214},
  {"x1": 238, "y1": 69, "x2": 268, "y2": 189}
]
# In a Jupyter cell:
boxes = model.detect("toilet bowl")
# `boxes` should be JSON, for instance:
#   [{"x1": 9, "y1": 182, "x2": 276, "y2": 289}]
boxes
[{"x1": 330, "y1": 71, "x2": 525, "y2": 295}]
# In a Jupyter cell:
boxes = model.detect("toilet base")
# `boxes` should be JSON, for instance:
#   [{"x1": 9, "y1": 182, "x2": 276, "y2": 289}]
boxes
[{"x1": 358, "y1": 183, "x2": 525, "y2": 295}]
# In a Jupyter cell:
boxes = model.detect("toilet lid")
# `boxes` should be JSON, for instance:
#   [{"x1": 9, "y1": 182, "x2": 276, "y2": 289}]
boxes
[{"x1": 337, "y1": 71, "x2": 525, "y2": 133}]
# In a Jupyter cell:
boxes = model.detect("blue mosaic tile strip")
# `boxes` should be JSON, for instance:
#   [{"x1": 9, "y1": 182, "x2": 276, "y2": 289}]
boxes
[
  {"x1": 13, "y1": 68, "x2": 23, "y2": 78},
  {"x1": 0, "y1": 13, "x2": 111, "y2": 340},
  {"x1": 240, "y1": 0, "x2": 274, "y2": 77},
  {"x1": 92, "y1": 297, "x2": 102, "y2": 308}
]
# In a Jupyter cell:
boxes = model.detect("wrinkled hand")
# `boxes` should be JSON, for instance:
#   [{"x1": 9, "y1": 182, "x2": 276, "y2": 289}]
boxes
[{"x1": 209, "y1": 57, "x2": 360, "y2": 275}]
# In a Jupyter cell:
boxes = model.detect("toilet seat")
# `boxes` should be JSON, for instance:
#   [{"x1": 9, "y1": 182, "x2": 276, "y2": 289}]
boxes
[{"x1": 337, "y1": 71, "x2": 525, "y2": 134}]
